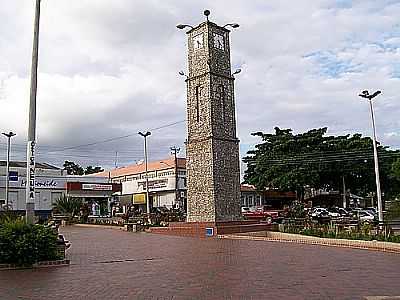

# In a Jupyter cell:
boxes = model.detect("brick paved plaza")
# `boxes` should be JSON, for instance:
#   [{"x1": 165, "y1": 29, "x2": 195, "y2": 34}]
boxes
[{"x1": 1, "y1": 226, "x2": 400, "y2": 300}]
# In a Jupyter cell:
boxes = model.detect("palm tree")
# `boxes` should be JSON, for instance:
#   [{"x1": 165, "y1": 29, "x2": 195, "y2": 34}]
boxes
[{"x1": 53, "y1": 195, "x2": 83, "y2": 217}]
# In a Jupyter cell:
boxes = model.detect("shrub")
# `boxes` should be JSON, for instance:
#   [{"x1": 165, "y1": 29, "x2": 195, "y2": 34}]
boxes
[
  {"x1": 386, "y1": 200, "x2": 400, "y2": 221},
  {"x1": 0, "y1": 210, "x2": 21, "y2": 225},
  {"x1": 0, "y1": 220, "x2": 61, "y2": 266},
  {"x1": 287, "y1": 201, "x2": 306, "y2": 218},
  {"x1": 281, "y1": 222, "x2": 400, "y2": 243},
  {"x1": 53, "y1": 195, "x2": 83, "y2": 217}
]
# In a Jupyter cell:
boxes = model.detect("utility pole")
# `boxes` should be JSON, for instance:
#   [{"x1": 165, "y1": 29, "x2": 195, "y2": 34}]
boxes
[
  {"x1": 359, "y1": 90, "x2": 383, "y2": 224},
  {"x1": 138, "y1": 131, "x2": 151, "y2": 223},
  {"x1": 26, "y1": 0, "x2": 41, "y2": 224},
  {"x1": 2, "y1": 132, "x2": 16, "y2": 209},
  {"x1": 115, "y1": 151, "x2": 118, "y2": 169},
  {"x1": 170, "y1": 146, "x2": 180, "y2": 208}
]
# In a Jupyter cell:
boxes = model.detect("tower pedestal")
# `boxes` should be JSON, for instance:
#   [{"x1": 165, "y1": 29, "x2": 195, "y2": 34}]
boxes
[{"x1": 149, "y1": 220, "x2": 275, "y2": 238}]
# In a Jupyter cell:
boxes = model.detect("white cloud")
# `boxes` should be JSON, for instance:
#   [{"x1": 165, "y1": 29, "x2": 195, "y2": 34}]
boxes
[{"x1": 0, "y1": 0, "x2": 399, "y2": 169}]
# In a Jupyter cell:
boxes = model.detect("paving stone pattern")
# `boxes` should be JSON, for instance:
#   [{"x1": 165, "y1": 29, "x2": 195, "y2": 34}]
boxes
[{"x1": 1, "y1": 226, "x2": 400, "y2": 299}]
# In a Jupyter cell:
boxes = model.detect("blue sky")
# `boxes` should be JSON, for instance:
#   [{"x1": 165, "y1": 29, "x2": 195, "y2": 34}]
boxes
[{"x1": 0, "y1": 0, "x2": 399, "y2": 171}]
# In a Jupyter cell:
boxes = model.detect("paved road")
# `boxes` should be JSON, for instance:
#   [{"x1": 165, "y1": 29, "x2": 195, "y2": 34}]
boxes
[{"x1": 1, "y1": 226, "x2": 400, "y2": 300}]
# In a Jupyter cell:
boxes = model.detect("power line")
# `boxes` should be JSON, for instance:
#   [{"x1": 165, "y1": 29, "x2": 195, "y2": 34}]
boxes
[
  {"x1": 45, "y1": 120, "x2": 186, "y2": 152},
  {"x1": 0, "y1": 119, "x2": 186, "y2": 151}
]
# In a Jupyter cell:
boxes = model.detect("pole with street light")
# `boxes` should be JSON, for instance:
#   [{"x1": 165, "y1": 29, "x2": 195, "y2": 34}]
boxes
[
  {"x1": 26, "y1": 0, "x2": 41, "y2": 224},
  {"x1": 138, "y1": 131, "x2": 151, "y2": 223},
  {"x1": 2, "y1": 132, "x2": 16, "y2": 209},
  {"x1": 170, "y1": 146, "x2": 180, "y2": 208},
  {"x1": 358, "y1": 90, "x2": 383, "y2": 224}
]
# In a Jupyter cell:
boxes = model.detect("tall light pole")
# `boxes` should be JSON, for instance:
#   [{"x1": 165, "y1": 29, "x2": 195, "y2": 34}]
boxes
[
  {"x1": 170, "y1": 146, "x2": 180, "y2": 208},
  {"x1": 2, "y1": 132, "x2": 16, "y2": 209},
  {"x1": 138, "y1": 131, "x2": 151, "y2": 223},
  {"x1": 26, "y1": 0, "x2": 41, "y2": 224},
  {"x1": 359, "y1": 90, "x2": 383, "y2": 224}
]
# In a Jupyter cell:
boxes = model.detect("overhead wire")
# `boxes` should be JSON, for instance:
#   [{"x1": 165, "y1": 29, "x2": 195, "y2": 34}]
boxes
[{"x1": 0, "y1": 119, "x2": 186, "y2": 152}]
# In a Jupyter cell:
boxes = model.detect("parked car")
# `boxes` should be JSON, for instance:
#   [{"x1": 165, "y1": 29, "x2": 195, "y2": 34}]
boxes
[
  {"x1": 327, "y1": 207, "x2": 341, "y2": 218},
  {"x1": 310, "y1": 207, "x2": 329, "y2": 218},
  {"x1": 353, "y1": 210, "x2": 377, "y2": 224},
  {"x1": 364, "y1": 207, "x2": 378, "y2": 216},
  {"x1": 338, "y1": 208, "x2": 350, "y2": 217},
  {"x1": 243, "y1": 205, "x2": 283, "y2": 223},
  {"x1": 310, "y1": 207, "x2": 331, "y2": 223}
]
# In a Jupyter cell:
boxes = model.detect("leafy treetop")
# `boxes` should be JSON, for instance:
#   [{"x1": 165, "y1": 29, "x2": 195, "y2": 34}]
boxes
[
  {"x1": 243, "y1": 127, "x2": 400, "y2": 200},
  {"x1": 63, "y1": 161, "x2": 104, "y2": 175}
]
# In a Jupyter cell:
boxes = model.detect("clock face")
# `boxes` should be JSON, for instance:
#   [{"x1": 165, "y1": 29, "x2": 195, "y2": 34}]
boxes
[
  {"x1": 213, "y1": 33, "x2": 225, "y2": 50},
  {"x1": 193, "y1": 34, "x2": 204, "y2": 50}
]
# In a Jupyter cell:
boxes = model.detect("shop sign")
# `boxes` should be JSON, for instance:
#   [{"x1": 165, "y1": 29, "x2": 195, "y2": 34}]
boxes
[
  {"x1": 133, "y1": 194, "x2": 146, "y2": 204},
  {"x1": 21, "y1": 178, "x2": 60, "y2": 188},
  {"x1": 9, "y1": 171, "x2": 18, "y2": 182},
  {"x1": 138, "y1": 179, "x2": 169, "y2": 190},
  {"x1": 82, "y1": 184, "x2": 113, "y2": 191}
]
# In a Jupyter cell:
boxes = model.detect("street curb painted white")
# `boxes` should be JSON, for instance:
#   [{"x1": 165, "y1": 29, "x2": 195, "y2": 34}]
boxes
[{"x1": 218, "y1": 231, "x2": 400, "y2": 254}]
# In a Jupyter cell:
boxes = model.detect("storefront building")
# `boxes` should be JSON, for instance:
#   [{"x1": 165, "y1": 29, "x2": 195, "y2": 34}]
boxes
[
  {"x1": 1, "y1": 160, "x2": 122, "y2": 219},
  {"x1": 66, "y1": 179, "x2": 121, "y2": 216},
  {"x1": 95, "y1": 157, "x2": 187, "y2": 211}
]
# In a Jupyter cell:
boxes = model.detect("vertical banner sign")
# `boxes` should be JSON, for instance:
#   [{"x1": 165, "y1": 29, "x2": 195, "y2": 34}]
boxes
[{"x1": 26, "y1": 141, "x2": 36, "y2": 205}]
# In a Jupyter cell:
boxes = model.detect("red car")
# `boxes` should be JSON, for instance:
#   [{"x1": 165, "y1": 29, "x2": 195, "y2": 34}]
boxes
[{"x1": 242, "y1": 205, "x2": 283, "y2": 222}]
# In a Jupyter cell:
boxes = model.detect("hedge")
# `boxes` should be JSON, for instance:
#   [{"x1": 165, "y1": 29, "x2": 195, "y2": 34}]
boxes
[{"x1": 0, "y1": 220, "x2": 61, "y2": 266}]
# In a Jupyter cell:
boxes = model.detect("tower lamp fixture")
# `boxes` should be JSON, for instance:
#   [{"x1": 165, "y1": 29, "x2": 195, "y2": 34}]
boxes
[
  {"x1": 179, "y1": 71, "x2": 189, "y2": 80},
  {"x1": 232, "y1": 68, "x2": 242, "y2": 76},
  {"x1": 223, "y1": 23, "x2": 240, "y2": 29},
  {"x1": 176, "y1": 24, "x2": 194, "y2": 30}
]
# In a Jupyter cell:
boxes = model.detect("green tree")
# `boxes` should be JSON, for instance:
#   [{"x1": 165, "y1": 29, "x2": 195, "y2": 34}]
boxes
[
  {"x1": 243, "y1": 127, "x2": 400, "y2": 200},
  {"x1": 392, "y1": 158, "x2": 400, "y2": 180},
  {"x1": 63, "y1": 160, "x2": 84, "y2": 175},
  {"x1": 84, "y1": 166, "x2": 104, "y2": 175},
  {"x1": 63, "y1": 161, "x2": 103, "y2": 175}
]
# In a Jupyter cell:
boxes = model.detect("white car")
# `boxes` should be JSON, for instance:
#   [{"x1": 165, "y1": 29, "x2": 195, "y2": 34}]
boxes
[
  {"x1": 311, "y1": 208, "x2": 329, "y2": 218},
  {"x1": 356, "y1": 210, "x2": 376, "y2": 223},
  {"x1": 327, "y1": 207, "x2": 341, "y2": 218}
]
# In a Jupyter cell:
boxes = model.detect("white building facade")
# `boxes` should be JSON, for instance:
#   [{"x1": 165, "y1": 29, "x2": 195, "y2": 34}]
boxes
[{"x1": 0, "y1": 161, "x2": 66, "y2": 217}]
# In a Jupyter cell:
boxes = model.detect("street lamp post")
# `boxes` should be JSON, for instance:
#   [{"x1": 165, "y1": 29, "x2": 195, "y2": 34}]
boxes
[
  {"x1": 26, "y1": 0, "x2": 42, "y2": 224},
  {"x1": 170, "y1": 146, "x2": 180, "y2": 208},
  {"x1": 359, "y1": 90, "x2": 383, "y2": 224},
  {"x1": 138, "y1": 131, "x2": 151, "y2": 223},
  {"x1": 2, "y1": 132, "x2": 16, "y2": 209}
]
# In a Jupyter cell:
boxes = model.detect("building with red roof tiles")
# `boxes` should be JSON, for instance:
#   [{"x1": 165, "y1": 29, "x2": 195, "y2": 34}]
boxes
[{"x1": 94, "y1": 157, "x2": 187, "y2": 211}]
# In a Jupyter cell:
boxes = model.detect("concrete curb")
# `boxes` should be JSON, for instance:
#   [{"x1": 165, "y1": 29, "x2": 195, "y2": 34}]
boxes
[
  {"x1": 0, "y1": 259, "x2": 70, "y2": 270},
  {"x1": 218, "y1": 231, "x2": 400, "y2": 254},
  {"x1": 72, "y1": 223, "x2": 124, "y2": 230}
]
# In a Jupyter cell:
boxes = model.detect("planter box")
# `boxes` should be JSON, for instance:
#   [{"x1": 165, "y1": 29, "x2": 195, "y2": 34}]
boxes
[{"x1": 0, "y1": 259, "x2": 70, "y2": 270}]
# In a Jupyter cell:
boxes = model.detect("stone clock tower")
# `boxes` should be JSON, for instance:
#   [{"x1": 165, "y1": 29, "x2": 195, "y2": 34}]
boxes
[{"x1": 183, "y1": 12, "x2": 241, "y2": 222}]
